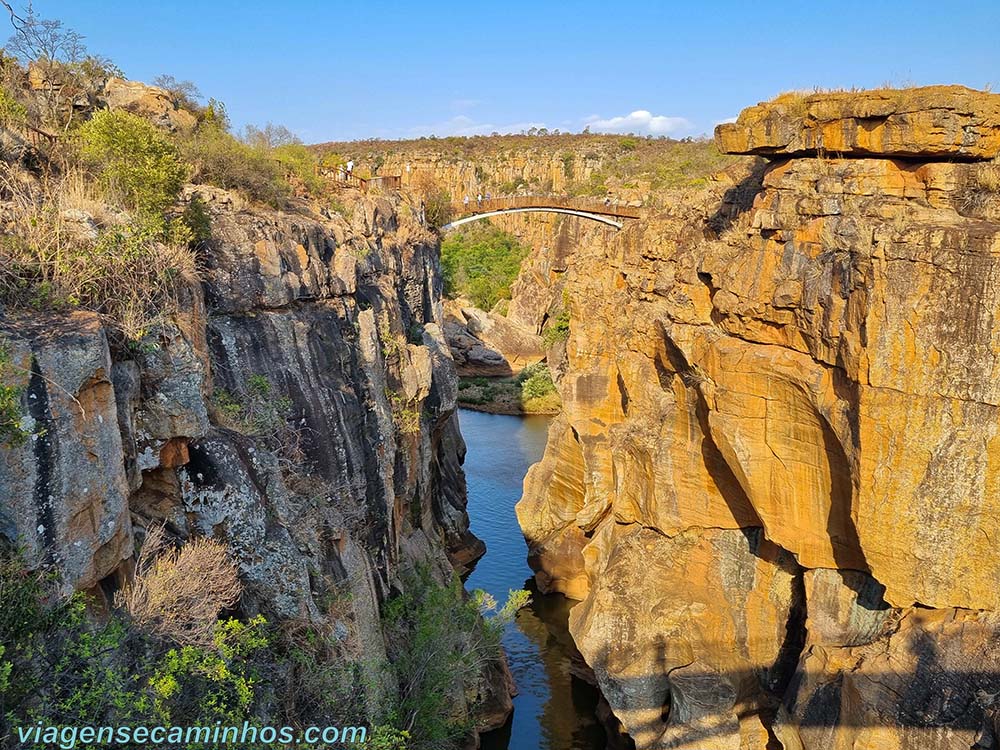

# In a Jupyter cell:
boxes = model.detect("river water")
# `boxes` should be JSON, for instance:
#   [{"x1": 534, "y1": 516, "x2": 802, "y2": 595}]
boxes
[{"x1": 459, "y1": 409, "x2": 607, "y2": 750}]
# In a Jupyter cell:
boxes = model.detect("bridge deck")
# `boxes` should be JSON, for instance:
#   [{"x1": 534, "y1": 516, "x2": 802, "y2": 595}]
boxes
[{"x1": 453, "y1": 196, "x2": 643, "y2": 220}]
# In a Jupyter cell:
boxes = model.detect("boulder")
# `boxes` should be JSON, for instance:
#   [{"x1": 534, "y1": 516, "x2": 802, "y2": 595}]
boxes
[
  {"x1": 102, "y1": 77, "x2": 197, "y2": 132},
  {"x1": 443, "y1": 299, "x2": 544, "y2": 377}
]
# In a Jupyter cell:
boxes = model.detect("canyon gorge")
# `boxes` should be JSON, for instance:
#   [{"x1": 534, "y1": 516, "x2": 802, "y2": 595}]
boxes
[
  {"x1": 3, "y1": 72, "x2": 1000, "y2": 750},
  {"x1": 339, "y1": 85, "x2": 1000, "y2": 748}
]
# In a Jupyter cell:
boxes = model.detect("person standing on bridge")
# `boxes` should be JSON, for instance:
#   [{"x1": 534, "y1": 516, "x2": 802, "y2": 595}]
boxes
[
  {"x1": 477, "y1": 193, "x2": 483, "y2": 208},
  {"x1": 346, "y1": 159, "x2": 354, "y2": 180},
  {"x1": 463, "y1": 195, "x2": 470, "y2": 210}
]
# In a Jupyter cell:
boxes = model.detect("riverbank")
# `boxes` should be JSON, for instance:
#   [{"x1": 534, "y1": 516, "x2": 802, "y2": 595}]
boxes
[
  {"x1": 456, "y1": 365, "x2": 562, "y2": 415},
  {"x1": 457, "y1": 375, "x2": 561, "y2": 415}
]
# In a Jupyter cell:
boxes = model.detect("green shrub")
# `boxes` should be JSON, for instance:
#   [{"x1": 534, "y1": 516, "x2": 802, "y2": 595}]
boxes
[
  {"x1": 517, "y1": 363, "x2": 557, "y2": 401},
  {"x1": 213, "y1": 374, "x2": 293, "y2": 435},
  {"x1": 440, "y1": 224, "x2": 529, "y2": 309},
  {"x1": 380, "y1": 567, "x2": 528, "y2": 750},
  {"x1": 0, "y1": 86, "x2": 27, "y2": 127},
  {"x1": 179, "y1": 121, "x2": 289, "y2": 207},
  {"x1": 180, "y1": 194, "x2": 213, "y2": 248},
  {"x1": 273, "y1": 142, "x2": 323, "y2": 195},
  {"x1": 569, "y1": 170, "x2": 608, "y2": 197},
  {"x1": 149, "y1": 616, "x2": 268, "y2": 725},
  {"x1": 77, "y1": 110, "x2": 187, "y2": 215},
  {"x1": 515, "y1": 363, "x2": 560, "y2": 412},
  {"x1": 0, "y1": 546, "x2": 271, "y2": 737},
  {"x1": 366, "y1": 726, "x2": 411, "y2": 750},
  {"x1": 0, "y1": 551, "x2": 147, "y2": 731},
  {"x1": 276, "y1": 624, "x2": 368, "y2": 728},
  {"x1": 497, "y1": 177, "x2": 527, "y2": 194},
  {"x1": 560, "y1": 151, "x2": 575, "y2": 180}
]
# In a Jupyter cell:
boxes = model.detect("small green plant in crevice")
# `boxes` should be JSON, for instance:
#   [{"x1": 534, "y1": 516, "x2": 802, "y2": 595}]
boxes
[
  {"x1": 328, "y1": 197, "x2": 352, "y2": 221},
  {"x1": 384, "y1": 388, "x2": 422, "y2": 435},
  {"x1": 180, "y1": 194, "x2": 213, "y2": 249},
  {"x1": 560, "y1": 151, "x2": 575, "y2": 180},
  {"x1": 378, "y1": 318, "x2": 404, "y2": 361},
  {"x1": 213, "y1": 374, "x2": 292, "y2": 435},
  {"x1": 542, "y1": 308, "x2": 570, "y2": 346},
  {"x1": 211, "y1": 373, "x2": 309, "y2": 473},
  {"x1": 0, "y1": 342, "x2": 28, "y2": 448}
]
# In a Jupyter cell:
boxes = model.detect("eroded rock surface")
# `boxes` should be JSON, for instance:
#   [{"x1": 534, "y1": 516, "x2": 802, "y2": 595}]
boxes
[
  {"x1": 443, "y1": 299, "x2": 544, "y2": 376},
  {"x1": 517, "y1": 86, "x2": 1000, "y2": 748},
  {"x1": 716, "y1": 85, "x2": 1000, "y2": 159}
]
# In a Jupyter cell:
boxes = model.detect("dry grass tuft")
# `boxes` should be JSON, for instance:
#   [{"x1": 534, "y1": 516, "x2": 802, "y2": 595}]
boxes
[
  {"x1": 115, "y1": 526, "x2": 242, "y2": 646},
  {"x1": 960, "y1": 162, "x2": 1000, "y2": 219},
  {"x1": 0, "y1": 168, "x2": 198, "y2": 342}
]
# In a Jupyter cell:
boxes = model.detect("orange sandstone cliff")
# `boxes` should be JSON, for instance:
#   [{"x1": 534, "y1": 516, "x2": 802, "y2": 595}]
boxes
[{"x1": 516, "y1": 85, "x2": 1000, "y2": 749}]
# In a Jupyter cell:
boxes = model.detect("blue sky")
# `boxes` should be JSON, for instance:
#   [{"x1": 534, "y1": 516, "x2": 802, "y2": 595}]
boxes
[{"x1": 17, "y1": 0, "x2": 1000, "y2": 143}]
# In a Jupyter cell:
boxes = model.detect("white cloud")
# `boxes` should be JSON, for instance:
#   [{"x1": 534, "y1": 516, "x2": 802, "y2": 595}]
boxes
[
  {"x1": 713, "y1": 116, "x2": 738, "y2": 127},
  {"x1": 584, "y1": 110, "x2": 693, "y2": 136}
]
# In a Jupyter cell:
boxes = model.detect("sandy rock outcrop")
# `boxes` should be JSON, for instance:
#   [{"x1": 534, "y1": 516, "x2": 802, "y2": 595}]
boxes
[
  {"x1": 517, "y1": 86, "x2": 1000, "y2": 748},
  {"x1": 716, "y1": 85, "x2": 1000, "y2": 159},
  {"x1": 102, "y1": 77, "x2": 197, "y2": 132},
  {"x1": 570, "y1": 526, "x2": 801, "y2": 750}
]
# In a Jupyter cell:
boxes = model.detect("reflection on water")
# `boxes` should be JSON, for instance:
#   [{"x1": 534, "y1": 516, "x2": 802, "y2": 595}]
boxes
[{"x1": 459, "y1": 409, "x2": 607, "y2": 750}]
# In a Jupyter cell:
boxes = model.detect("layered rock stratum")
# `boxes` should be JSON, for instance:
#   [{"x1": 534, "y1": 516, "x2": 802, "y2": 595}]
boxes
[
  {"x1": 0, "y1": 183, "x2": 506, "y2": 732},
  {"x1": 516, "y1": 85, "x2": 1000, "y2": 749}
]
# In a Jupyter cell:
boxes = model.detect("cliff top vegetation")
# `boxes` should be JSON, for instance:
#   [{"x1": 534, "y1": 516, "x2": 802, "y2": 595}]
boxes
[
  {"x1": 314, "y1": 132, "x2": 738, "y2": 195},
  {"x1": 0, "y1": 5, "x2": 354, "y2": 344}
]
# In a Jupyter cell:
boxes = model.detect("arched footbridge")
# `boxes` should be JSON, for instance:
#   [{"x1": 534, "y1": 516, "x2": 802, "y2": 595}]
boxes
[{"x1": 441, "y1": 197, "x2": 643, "y2": 230}]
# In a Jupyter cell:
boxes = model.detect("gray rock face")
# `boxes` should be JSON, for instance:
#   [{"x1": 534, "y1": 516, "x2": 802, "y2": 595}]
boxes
[
  {"x1": 0, "y1": 189, "x2": 497, "y2": 726},
  {"x1": 0, "y1": 313, "x2": 132, "y2": 594}
]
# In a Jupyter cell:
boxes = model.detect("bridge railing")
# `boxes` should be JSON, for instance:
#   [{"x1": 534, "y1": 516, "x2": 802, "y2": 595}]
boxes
[
  {"x1": 322, "y1": 171, "x2": 402, "y2": 192},
  {"x1": 453, "y1": 196, "x2": 643, "y2": 219}
]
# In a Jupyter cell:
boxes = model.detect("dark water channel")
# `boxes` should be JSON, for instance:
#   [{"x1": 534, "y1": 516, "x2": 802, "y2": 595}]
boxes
[{"x1": 459, "y1": 409, "x2": 607, "y2": 750}]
